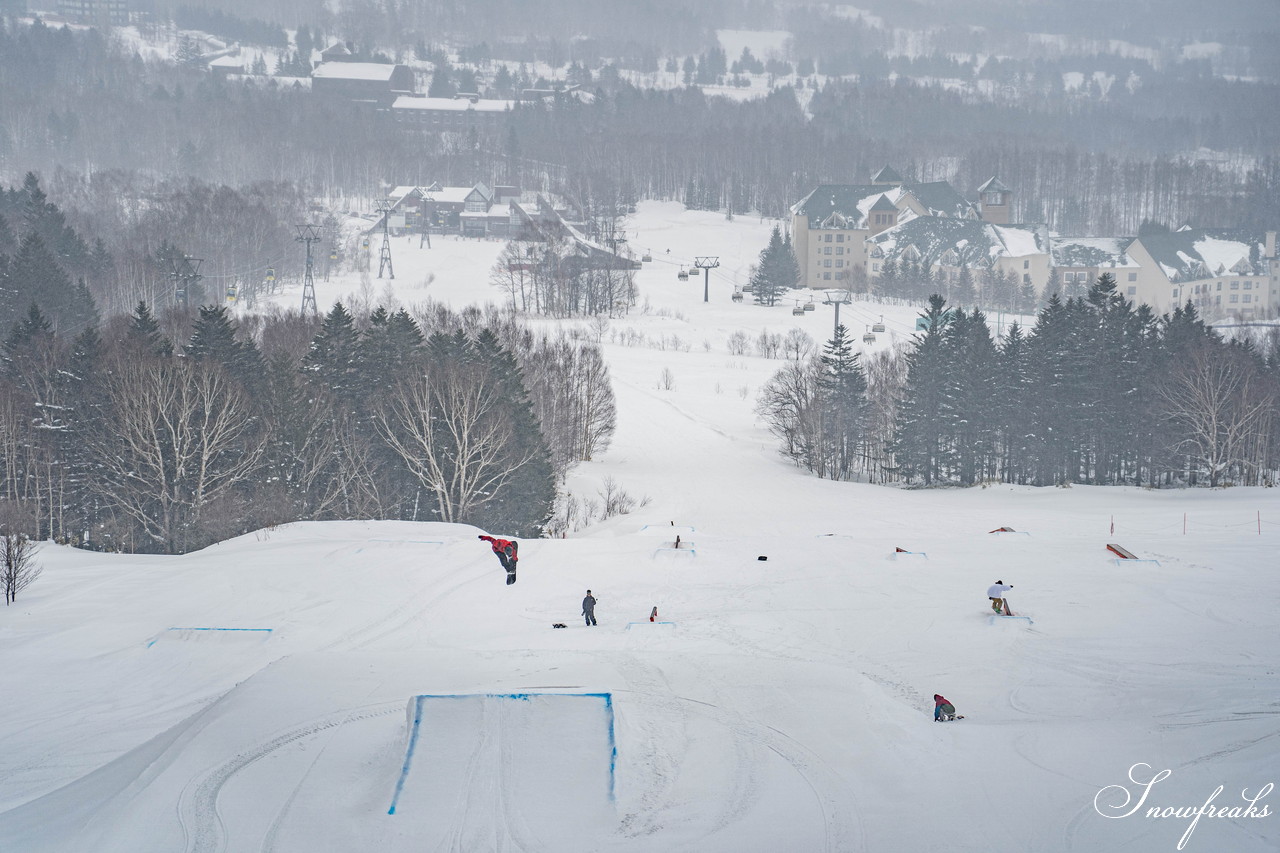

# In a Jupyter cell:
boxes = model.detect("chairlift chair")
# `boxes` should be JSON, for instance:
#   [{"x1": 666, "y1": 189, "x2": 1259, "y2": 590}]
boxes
[
  {"x1": 792, "y1": 302, "x2": 806, "y2": 316},
  {"x1": 872, "y1": 315, "x2": 886, "y2": 333},
  {"x1": 803, "y1": 299, "x2": 816, "y2": 311},
  {"x1": 677, "y1": 268, "x2": 689, "y2": 281},
  {"x1": 688, "y1": 267, "x2": 699, "y2": 275},
  {"x1": 863, "y1": 325, "x2": 877, "y2": 345},
  {"x1": 642, "y1": 252, "x2": 652, "y2": 262},
  {"x1": 731, "y1": 289, "x2": 744, "y2": 302}
]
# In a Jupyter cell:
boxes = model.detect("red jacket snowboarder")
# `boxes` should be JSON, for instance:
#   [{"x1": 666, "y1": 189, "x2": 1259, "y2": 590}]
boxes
[{"x1": 478, "y1": 535, "x2": 519, "y2": 584}]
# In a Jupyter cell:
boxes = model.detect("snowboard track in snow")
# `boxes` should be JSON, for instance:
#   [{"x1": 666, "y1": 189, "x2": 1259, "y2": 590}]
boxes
[{"x1": 179, "y1": 701, "x2": 403, "y2": 853}]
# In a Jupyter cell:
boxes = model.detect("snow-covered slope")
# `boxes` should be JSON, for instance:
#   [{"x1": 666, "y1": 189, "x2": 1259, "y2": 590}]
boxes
[{"x1": 1, "y1": 203, "x2": 1276, "y2": 852}]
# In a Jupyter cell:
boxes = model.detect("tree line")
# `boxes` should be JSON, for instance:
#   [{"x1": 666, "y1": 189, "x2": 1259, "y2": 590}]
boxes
[
  {"x1": 0, "y1": 297, "x2": 616, "y2": 554},
  {"x1": 759, "y1": 276, "x2": 1280, "y2": 488}
]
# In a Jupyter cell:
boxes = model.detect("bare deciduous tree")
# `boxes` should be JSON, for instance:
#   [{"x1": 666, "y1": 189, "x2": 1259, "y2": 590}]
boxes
[
  {"x1": 1, "y1": 532, "x2": 41, "y2": 605},
  {"x1": 1157, "y1": 343, "x2": 1276, "y2": 487},
  {"x1": 84, "y1": 357, "x2": 266, "y2": 553},
  {"x1": 375, "y1": 361, "x2": 531, "y2": 523}
]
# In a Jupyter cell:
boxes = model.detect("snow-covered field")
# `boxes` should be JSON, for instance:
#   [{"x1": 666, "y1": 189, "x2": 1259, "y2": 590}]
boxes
[{"x1": 1, "y1": 202, "x2": 1276, "y2": 852}]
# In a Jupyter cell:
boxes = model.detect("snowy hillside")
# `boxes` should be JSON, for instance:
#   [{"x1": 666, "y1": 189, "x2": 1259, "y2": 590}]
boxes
[{"x1": 1, "y1": 203, "x2": 1276, "y2": 852}]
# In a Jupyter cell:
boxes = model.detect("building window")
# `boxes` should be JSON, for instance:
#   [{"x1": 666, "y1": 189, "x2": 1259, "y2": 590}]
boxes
[
  {"x1": 1231, "y1": 281, "x2": 1239, "y2": 289},
  {"x1": 1244, "y1": 294, "x2": 1252, "y2": 303},
  {"x1": 1230, "y1": 294, "x2": 1239, "y2": 303},
  {"x1": 823, "y1": 272, "x2": 831, "y2": 280},
  {"x1": 1244, "y1": 281, "x2": 1252, "y2": 290},
  {"x1": 824, "y1": 247, "x2": 831, "y2": 255},
  {"x1": 825, "y1": 235, "x2": 832, "y2": 242},
  {"x1": 836, "y1": 260, "x2": 844, "y2": 268},
  {"x1": 836, "y1": 247, "x2": 844, "y2": 255},
  {"x1": 1023, "y1": 260, "x2": 1030, "y2": 269},
  {"x1": 1128, "y1": 272, "x2": 1137, "y2": 281},
  {"x1": 1217, "y1": 282, "x2": 1222, "y2": 290},
  {"x1": 836, "y1": 234, "x2": 844, "y2": 243},
  {"x1": 1127, "y1": 286, "x2": 1136, "y2": 296},
  {"x1": 824, "y1": 259, "x2": 831, "y2": 267},
  {"x1": 1215, "y1": 295, "x2": 1221, "y2": 304},
  {"x1": 872, "y1": 263, "x2": 880, "y2": 272}
]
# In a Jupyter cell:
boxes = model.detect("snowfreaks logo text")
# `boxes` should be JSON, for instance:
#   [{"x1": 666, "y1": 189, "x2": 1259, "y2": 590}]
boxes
[{"x1": 1093, "y1": 763, "x2": 1273, "y2": 850}]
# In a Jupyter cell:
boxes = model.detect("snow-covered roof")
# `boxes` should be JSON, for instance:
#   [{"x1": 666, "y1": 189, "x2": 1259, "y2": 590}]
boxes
[
  {"x1": 392, "y1": 96, "x2": 517, "y2": 113},
  {"x1": 870, "y1": 217, "x2": 1048, "y2": 267},
  {"x1": 312, "y1": 61, "x2": 400, "y2": 82},
  {"x1": 1050, "y1": 237, "x2": 1138, "y2": 268},
  {"x1": 794, "y1": 180, "x2": 976, "y2": 228},
  {"x1": 977, "y1": 176, "x2": 1010, "y2": 194},
  {"x1": 1135, "y1": 229, "x2": 1265, "y2": 282}
]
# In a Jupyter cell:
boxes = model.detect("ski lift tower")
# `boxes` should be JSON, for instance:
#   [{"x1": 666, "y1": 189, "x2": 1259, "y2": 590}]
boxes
[
  {"x1": 695, "y1": 256, "x2": 719, "y2": 303},
  {"x1": 169, "y1": 255, "x2": 203, "y2": 310},
  {"x1": 296, "y1": 224, "x2": 322, "y2": 316},
  {"x1": 376, "y1": 201, "x2": 395, "y2": 280},
  {"x1": 823, "y1": 288, "x2": 852, "y2": 337}
]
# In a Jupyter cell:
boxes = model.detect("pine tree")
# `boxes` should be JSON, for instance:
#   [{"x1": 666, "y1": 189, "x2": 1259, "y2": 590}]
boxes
[
  {"x1": 750, "y1": 225, "x2": 795, "y2": 306},
  {"x1": 894, "y1": 295, "x2": 952, "y2": 484},
  {"x1": 184, "y1": 304, "x2": 265, "y2": 395},
  {"x1": 303, "y1": 302, "x2": 363, "y2": 416},
  {"x1": 126, "y1": 301, "x2": 173, "y2": 357},
  {"x1": 471, "y1": 327, "x2": 555, "y2": 536},
  {"x1": 954, "y1": 263, "x2": 976, "y2": 306},
  {"x1": 815, "y1": 324, "x2": 868, "y2": 480}
]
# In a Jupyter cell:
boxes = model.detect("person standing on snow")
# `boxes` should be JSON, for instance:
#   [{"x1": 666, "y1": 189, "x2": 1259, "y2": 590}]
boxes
[
  {"x1": 987, "y1": 580, "x2": 1014, "y2": 615},
  {"x1": 478, "y1": 535, "x2": 519, "y2": 584},
  {"x1": 582, "y1": 590, "x2": 598, "y2": 626},
  {"x1": 934, "y1": 694, "x2": 958, "y2": 721}
]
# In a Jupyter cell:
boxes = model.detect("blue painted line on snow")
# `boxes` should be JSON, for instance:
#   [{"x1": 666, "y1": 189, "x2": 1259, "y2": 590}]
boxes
[
  {"x1": 147, "y1": 627, "x2": 273, "y2": 648},
  {"x1": 387, "y1": 692, "x2": 616, "y2": 814},
  {"x1": 625, "y1": 621, "x2": 677, "y2": 628},
  {"x1": 387, "y1": 696, "x2": 425, "y2": 815},
  {"x1": 989, "y1": 614, "x2": 1034, "y2": 625},
  {"x1": 639, "y1": 525, "x2": 695, "y2": 532},
  {"x1": 654, "y1": 548, "x2": 696, "y2": 556}
]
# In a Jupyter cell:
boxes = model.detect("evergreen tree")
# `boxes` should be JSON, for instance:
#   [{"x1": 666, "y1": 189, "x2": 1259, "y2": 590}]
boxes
[
  {"x1": 877, "y1": 256, "x2": 899, "y2": 297},
  {"x1": 126, "y1": 301, "x2": 173, "y2": 357},
  {"x1": 943, "y1": 309, "x2": 1001, "y2": 485},
  {"x1": 894, "y1": 295, "x2": 952, "y2": 485},
  {"x1": 954, "y1": 263, "x2": 976, "y2": 306},
  {"x1": 184, "y1": 304, "x2": 265, "y2": 395},
  {"x1": 471, "y1": 327, "x2": 556, "y2": 536},
  {"x1": 815, "y1": 324, "x2": 868, "y2": 480},
  {"x1": 302, "y1": 302, "x2": 364, "y2": 416},
  {"x1": 750, "y1": 225, "x2": 796, "y2": 306},
  {"x1": 996, "y1": 322, "x2": 1034, "y2": 484}
]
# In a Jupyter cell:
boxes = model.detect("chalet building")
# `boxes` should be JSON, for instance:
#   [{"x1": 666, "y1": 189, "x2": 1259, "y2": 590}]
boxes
[
  {"x1": 867, "y1": 217, "x2": 1051, "y2": 294},
  {"x1": 976, "y1": 177, "x2": 1014, "y2": 225},
  {"x1": 791, "y1": 167, "x2": 1005, "y2": 288},
  {"x1": 1127, "y1": 228, "x2": 1278, "y2": 320},
  {"x1": 57, "y1": 0, "x2": 127, "y2": 25},
  {"x1": 311, "y1": 62, "x2": 413, "y2": 105},
  {"x1": 1048, "y1": 237, "x2": 1139, "y2": 294},
  {"x1": 390, "y1": 95, "x2": 518, "y2": 129}
]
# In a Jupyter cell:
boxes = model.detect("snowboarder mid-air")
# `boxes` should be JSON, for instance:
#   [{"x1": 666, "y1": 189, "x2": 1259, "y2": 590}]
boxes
[
  {"x1": 478, "y1": 535, "x2": 519, "y2": 585},
  {"x1": 987, "y1": 580, "x2": 1014, "y2": 616}
]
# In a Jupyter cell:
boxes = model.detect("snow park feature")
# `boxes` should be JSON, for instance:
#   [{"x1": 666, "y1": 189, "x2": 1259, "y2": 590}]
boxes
[
  {"x1": 1107, "y1": 543, "x2": 1162, "y2": 566},
  {"x1": 387, "y1": 693, "x2": 616, "y2": 847},
  {"x1": 0, "y1": 203, "x2": 1277, "y2": 852}
]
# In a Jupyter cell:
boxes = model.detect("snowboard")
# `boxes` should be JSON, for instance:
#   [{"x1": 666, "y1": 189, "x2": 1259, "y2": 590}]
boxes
[
  {"x1": 935, "y1": 715, "x2": 965, "y2": 722},
  {"x1": 506, "y1": 569, "x2": 517, "y2": 585}
]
